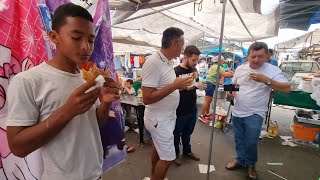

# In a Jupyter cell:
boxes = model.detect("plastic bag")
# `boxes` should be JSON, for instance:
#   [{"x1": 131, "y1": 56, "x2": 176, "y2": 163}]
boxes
[{"x1": 268, "y1": 121, "x2": 279, "y2": 138}]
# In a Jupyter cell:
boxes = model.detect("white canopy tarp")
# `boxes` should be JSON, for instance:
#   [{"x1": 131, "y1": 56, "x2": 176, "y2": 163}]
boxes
[
  {"x1": 110, "y1": 0, "x2": 280, "y2": 48},
  {"x1": 276, "y1": 29, "x2": 320, "y2": 51},
  {"x1": 113, "y1": 42, "x2": 157, "y2": 55},
  {"x1": 109, "y1": 0, "x2": 185, "y2": 11}
]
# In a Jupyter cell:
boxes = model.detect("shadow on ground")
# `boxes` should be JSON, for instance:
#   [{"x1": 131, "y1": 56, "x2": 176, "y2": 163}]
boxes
[{"x1": 105, "y1": 122, "x2": 320, "y2": 179}]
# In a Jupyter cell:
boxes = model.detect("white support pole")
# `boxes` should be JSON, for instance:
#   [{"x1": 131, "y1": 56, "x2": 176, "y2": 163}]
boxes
[
  {"x1": 206, "y1": 0, "x2": 227, "y2": 179},
  {"x1": 229, "y1": 0, "x2": 256, "y2": 41}
]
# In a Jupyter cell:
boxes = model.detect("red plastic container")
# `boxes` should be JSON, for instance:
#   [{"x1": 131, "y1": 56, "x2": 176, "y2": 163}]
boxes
[{"x1": 293, "y1": 122, "x2": 320, "y2": 141}]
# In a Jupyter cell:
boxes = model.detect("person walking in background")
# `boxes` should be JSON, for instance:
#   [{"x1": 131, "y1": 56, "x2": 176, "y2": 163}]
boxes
[
  {"x1": 267, "y1": 49, "x2": 278, "y2": 66},
  {"x1": 225, "y1": 42, "x2": 290, "y2": 179},
  {"x1": 173, "y1": 45, "x2": 206, "y2": 166},
  {"x1": 142, "y1": 27, "x2": 193, "y2": 180},
  {"x1": 198, "y1": 57, "x2": 234, "y2": 123}
]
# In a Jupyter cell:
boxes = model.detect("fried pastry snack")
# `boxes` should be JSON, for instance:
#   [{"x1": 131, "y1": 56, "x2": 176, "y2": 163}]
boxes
[
  {"x1": 82, "y1": 64, "x2": 111, "y2": 83},
  {"x1": 192, "y1": 71, "x2": 197, "y2": 80}
]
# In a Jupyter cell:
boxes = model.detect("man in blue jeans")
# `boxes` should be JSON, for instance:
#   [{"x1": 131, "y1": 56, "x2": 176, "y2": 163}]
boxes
[
  {"x1": 226, "y1": 42, "x2": 291, "y2": 179},
  {"x1": 173, "y1": 45, "x2": 206, "y2": 166}
]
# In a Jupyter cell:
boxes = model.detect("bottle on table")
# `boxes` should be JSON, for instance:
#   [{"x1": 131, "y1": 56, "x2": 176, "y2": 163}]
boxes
[{"x1": 137, "y1": 88, "x2": 143, "y2": 102}]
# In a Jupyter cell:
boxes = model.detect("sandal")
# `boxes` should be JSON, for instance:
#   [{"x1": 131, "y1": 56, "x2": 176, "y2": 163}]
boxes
[
  {"x1": 125, "y1": 145, "x2": 135, "y2": 153},
  {"x1": 225, "y1": 161, "x2": 242, "y2": 170}
]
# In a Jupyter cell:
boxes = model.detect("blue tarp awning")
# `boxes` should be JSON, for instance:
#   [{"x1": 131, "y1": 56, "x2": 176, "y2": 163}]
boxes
[
  {"x1": 203, "y1": 46, "x2": 226, "y2": 55},
  {"x1": 280, "y1": 0, "x2": 320, "y2": 31},
  {"x1": 203, "y1": 51, "x2": 244, "y2": 63},
  {"x1": 202, "y1": 45, "x2": 247, "y2": 62}
]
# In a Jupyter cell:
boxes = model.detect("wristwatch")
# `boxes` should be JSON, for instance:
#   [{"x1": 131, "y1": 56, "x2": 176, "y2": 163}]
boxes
[{"x1": 265, "y1": 78, "x2": 272, "y2": 85}]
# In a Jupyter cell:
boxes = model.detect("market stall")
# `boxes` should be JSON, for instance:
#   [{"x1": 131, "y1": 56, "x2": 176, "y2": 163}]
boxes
[
  {"x1": 272, "y1": 59, "x2": 320, "y2": 114},
  {"x1": 275, "y1": 29, "x2": 320, "y2": 55},
  {"x1": 273, "y1": 28, "x2": 320, "y2": 110},
  {"x1": 109, "y1": 1, "x2": 281, "y2": 179},
  {"x1": 273, "y1": 91, "x2": 320, "y2": 110}
]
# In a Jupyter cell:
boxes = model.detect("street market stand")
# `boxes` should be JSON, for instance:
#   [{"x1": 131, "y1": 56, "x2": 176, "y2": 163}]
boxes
[{"x1": 273, "y1": 91, "x2": 320, "y2": 110}]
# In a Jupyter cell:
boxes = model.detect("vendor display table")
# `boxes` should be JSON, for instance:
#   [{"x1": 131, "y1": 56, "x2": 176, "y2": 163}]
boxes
[
  {"x1": 120, "y1": 95, "x2": 145, "y2": 144},
  {"x1": 265, "y1": 91, "x2": 320, "y2": 131},
  {"x1": 273, "y1": 91, "x2": 320, "y2": 110}
]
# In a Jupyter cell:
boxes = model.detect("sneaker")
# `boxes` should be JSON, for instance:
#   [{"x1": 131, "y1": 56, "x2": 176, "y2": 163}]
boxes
[
  {"x1": 205, "y1": 113, "x2": 214, "y2": 119},
  {"x1": 174, "y1": 156, "x2": 183, "y2": 166},
  {"x1": 198, "y1": 115, "x2": 210, "y2": 123}
]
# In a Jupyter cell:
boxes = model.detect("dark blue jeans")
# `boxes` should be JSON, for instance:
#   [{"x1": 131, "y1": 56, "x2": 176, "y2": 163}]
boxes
[
  {"x1": 174, "y1": 111, "x2": 198, "y2": 156},
  {"x1": 232, "y1": 114, "x2": 263, "y2": 166}
]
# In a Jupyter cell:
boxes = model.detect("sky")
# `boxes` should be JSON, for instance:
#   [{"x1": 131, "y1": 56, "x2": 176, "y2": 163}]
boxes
[{"x1": 261, "y1": 0, "x2": 279, "y2": 15}]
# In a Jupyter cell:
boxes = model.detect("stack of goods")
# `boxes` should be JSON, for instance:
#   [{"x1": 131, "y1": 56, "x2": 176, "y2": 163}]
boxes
[
  {"x1": 301, "y1": 76, "x2": 313, "y2": 93},
  {"x1": 311, "y1": 75, "x2": 320, "y2": 106}
]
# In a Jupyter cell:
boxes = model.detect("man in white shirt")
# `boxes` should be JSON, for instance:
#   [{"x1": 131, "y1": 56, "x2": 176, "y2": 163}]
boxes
[
  {"x1": 225, "y1": 42, "x2": 291, "y2": 180},
  {"x1": 6, "y1": 3, "x2": 120, "y2": 180},
  {"x1": 142, "y1": 27, "x2": 193, "y2": 180}
]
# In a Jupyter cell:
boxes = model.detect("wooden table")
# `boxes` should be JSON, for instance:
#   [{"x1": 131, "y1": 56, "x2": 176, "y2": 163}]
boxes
[{"x1": 120, "y1": 95, "x2": 145, "y2": 144}]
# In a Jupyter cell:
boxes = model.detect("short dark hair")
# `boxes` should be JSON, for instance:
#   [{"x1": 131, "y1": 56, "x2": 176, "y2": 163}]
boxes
[
  {"x1": 183, "y1": 45, "x2": 201, "y2": 57},
  {"x1": 161, "y1": 27, "x2": 184, "y2": 49},
  {"x1": 248, "y1": 42, "x2": 268, "y2": 55},
  {"x1": 268, "y1": 49, "x2": 274, "y2": 54},
  {"x1": 52, "y1": 3, "x2": 93, "y2": 32},
  {"x1": 126, "y1": 79, "x2": 133, "y2": 85}
]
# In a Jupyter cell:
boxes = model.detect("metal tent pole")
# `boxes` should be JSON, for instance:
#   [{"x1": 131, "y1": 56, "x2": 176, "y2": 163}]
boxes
[
  {"x1": 120, "y1": 0, "x2": 194, "y2": 24},
  {"x1": 232, "y1": 45, "x2": 236, "y2": 63},
  {"x1": 225, "y1": 45, "x2": 236, "y2": 123},
  {"x1": 229, "y1": 0, "x2": 256, "y2": 41},
  {"x1": 206, "y1": 0, "x2": 227, "y2": 179}
]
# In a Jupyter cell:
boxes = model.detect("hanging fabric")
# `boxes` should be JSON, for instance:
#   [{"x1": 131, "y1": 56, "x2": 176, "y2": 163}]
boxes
[
  {"x1": 139, "y1": 56, "x2": 145, "y2": 66},
  {"x1": 130, "y1": 56, "x2": 134, "y2": 66},
  {"x1": 134, "y1": 56, "x2": 140, "y2": 68}
]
